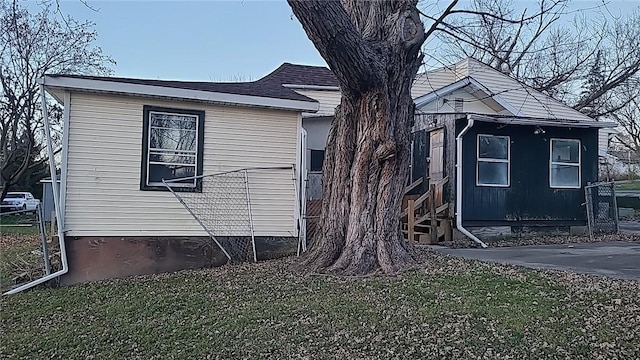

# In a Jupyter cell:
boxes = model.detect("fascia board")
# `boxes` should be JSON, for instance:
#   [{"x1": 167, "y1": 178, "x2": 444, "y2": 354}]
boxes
[
  {"x1": 468, "y1": 114, "x2": 617, "y2": 128},
  {"x1": 413, "y1": 78, "x2": 471, "y2": 108},
  {"x1": 467, "y1": 78, "x2": 521, "y2": 116}
]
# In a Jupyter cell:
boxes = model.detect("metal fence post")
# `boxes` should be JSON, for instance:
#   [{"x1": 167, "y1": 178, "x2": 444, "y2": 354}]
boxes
[
  {"x1": 37, "y1": 205, "x2": 51, "y2": 275},
  {"x1": 244, "y1": 169, "x2": 257, "y2": 263}
]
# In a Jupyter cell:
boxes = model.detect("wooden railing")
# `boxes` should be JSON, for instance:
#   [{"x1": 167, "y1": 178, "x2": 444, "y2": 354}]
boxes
[{"x1": 402, "y1": 176, "x2": 450, "y2": 244}]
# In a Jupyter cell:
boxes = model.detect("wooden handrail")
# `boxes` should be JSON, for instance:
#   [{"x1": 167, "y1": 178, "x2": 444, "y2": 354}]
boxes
[
  {"x1": 404, "y1": 177, "x2": 423, "y2": 194},
  {"x1": 410, "y1": 175, "x2": 449, "y2": 212}
]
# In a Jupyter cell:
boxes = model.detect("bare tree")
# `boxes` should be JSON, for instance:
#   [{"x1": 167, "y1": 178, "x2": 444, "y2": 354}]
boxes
[
  {"x1": 0, "y1": 0, "x2": 113, "y2": 199},
  {"x1": 431, "y1": 0, "x2": 640, "y2": 120},
  {"x1": 288, "y1": 0, "x2": 449, "y2": 275},
  {"x1": 611, "y1": 81, "x2": 640, "y2": 157},
  {"x1": 430, "y1": 0, "x2": 570, "y2": 75}
]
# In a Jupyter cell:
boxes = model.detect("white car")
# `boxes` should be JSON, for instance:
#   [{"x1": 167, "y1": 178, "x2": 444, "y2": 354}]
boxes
[{"x1": 1, "y1": 192, "x2": 40, "y2": 212}]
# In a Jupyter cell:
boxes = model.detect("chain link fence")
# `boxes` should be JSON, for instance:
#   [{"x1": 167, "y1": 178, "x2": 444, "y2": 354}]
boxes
[
  {"x1": 304, "y1": 200, "x2": 322, "y2": 251},
  {"x1": 163, "y1": 166, "x2": 299, "y2": 263},
  {"x1": 585, "y1": 182, "x2": 619, "y2": 239},
  {"x1": 1, "y1": 206, "x2": 59, "y2": 291}
]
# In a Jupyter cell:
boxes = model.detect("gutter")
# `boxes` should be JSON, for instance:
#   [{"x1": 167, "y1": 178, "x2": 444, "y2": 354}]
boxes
[
  {"x1": 455, "y1": 115, "x2": 488, "y2": 248},
  {"x1": 4, "y1": 82, "x2": 69, "y2": 294}
]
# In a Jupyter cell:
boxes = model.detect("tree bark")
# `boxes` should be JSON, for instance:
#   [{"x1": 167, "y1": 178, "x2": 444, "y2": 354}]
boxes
[{"x1": 288, "y1": 0, "x2": 426, "y2": 275}]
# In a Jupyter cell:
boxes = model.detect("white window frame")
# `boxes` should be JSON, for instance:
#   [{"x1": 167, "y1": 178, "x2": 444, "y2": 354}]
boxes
[
  {"x1": 549, "y1": 138, "x2": 581, "y2": 189},
  {"x1": 476, "y1": 134, "x2": 510, "y2": 187}
]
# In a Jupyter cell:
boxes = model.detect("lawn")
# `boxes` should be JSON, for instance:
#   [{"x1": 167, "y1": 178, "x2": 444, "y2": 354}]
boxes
[
  {"x1": 617, "y1": 180, "x2": 640, "y2": 191},
  {"x1": 0, "y1": 213, "x2": 42, "y2": 236},
  {"x1": 1, "y1": 250, "x2": 639, "y2": 359}
]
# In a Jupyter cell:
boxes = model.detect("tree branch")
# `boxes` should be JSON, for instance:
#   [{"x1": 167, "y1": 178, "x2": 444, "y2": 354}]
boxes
[
  {"x1": 287, "y1": 0, "x2": 384, "y2": 94},
  {"x1": 424, "y1": 0, "x2": 458, "y2": 40}
]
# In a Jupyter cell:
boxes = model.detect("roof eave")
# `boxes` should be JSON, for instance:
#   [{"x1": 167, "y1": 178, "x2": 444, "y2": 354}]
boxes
[
  {"x1": 41, "y1": 76, "x2": 319, "y2": 113},
  {"x1": 413, "y1": 77, "x2": 521, "y2": 116},
  {"x1": 468, "y1": 114, "x2": 617, "y2": 128}
]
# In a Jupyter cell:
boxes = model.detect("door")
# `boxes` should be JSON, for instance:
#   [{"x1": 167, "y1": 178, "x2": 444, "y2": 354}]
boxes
[{"x1": 429, "y1": 128, "x2": 445, "y2": 206}]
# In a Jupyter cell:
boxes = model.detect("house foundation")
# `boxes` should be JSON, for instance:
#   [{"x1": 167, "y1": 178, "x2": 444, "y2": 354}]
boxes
[{"x1": 61, "y1": 236, "x2": 297, "y2": 285}]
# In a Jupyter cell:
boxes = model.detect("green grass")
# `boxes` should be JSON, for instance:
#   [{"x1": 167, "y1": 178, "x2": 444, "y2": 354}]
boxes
[
  {"x1": 1, "y1": 256, "x2": 639, "y2": 359},
  {"x1": 0, "y1": 225, "x2": 40, "y2": 235},
  {"x1": 0, "y1": 213, "x2": 41, "y2": 236},
  {"x1": 617, "y1": 180, "x2": 640, "y2": 190}
]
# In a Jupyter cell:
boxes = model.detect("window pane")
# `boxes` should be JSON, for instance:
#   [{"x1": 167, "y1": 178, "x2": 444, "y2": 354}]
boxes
[
  {"x1": 150, "y1": 127, "x2": 196, "y2": 152},
  {"x1": 552, "y1": 139, "x2": 579, "y2": 163},
  {"x1": 310, "y1": 149, "x2": 325, "y2": 172},
  {"x1": 478, "y1": 161, "x2": 509, "y2": 185},
  {"x1": 551, "y1": 164, "x2": 579, "y2": 187},
  {"x1": 148, "y1": 164, "x2": 195, "y2": 185},
  {"x1": 479, "y1": 135, "x2": 508, "y2": 160},
  {"x1": 150, "y1": 113, "x2": 197, "y2": 130}
]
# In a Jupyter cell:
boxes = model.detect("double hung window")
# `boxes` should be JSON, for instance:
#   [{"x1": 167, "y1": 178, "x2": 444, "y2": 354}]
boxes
[
  {"x1": 141, "y1": 106, "x2": 204, "y2": 191},
  {"x1": 550, "y1": 139, "x2": 581, "y2": 188},
  {"x1": 477, "y1": 134, "x2": 510, "y2": 187}
]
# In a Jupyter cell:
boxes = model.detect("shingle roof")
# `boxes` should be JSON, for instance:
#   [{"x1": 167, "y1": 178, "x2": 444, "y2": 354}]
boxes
[
  {"x1": 47, "y1": 74, "x2": 316, "y2": 103},
  {"x1": 257, "y1": 63, "x2": 338, "y2": 87}
]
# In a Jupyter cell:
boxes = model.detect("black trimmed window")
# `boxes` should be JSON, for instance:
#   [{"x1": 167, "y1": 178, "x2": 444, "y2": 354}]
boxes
[
  {"x1": 550, "y1": 138, "x2": 581, "y2": 189},
  {"x1": 310, "y1": 149, "x2": 325, "y2": 172},
  {"x1": 477, "y1": 134, "x2": 510, "y2": 187},
  {"x1": 141, "y1": 106, "x2": 204, "y2": 191}
]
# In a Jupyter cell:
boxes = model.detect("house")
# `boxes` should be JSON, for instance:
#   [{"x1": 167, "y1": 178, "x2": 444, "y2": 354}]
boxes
[
  {"x1": 257, "y1": 63, "x2": 340, "y2": 199},
  {"x1": 38, "y1": 74, "x2": 318, "y2": 285},
  {"x1": 280, "y1": 58, "x2": 616, "y2": 242},
  {"x1": 12, "y1": 59, "x2": 613, "y2": 293},
  {"x1": 607, "y1": 149, "x2": 640, "y2": 180}
]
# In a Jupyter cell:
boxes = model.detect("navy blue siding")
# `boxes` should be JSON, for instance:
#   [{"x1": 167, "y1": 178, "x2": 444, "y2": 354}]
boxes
[{"x1": 458, "y1": 120, "x2": 598, "y2": 226}]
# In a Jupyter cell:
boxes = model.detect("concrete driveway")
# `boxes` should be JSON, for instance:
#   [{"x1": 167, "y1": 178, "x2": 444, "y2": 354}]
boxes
[
  {"x1": 620, "y1": 221, "x2": 640, "y2": 235},
  {"x1": 438, "y1": 242, "x2": 640, "y2": 281}
]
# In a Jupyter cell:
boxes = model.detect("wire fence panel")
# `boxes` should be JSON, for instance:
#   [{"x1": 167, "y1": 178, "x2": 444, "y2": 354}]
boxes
[
  {"x1": 304, "y1": 199, "x2": 322, "y2": 251},
  {"x1": 1, "y1": 206, "x2": 59, "y2": 291},
  {"x1": 585, "y1": 182, "x2": 619, "y2": 238},
  {"x1": 163, "y1": 166, "x2": 299, "y2": 263}
]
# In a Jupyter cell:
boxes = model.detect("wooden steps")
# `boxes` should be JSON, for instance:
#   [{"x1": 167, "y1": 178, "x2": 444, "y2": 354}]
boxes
[{"x1": 402, "y1": 176, "x2": 452, "y2": 244}]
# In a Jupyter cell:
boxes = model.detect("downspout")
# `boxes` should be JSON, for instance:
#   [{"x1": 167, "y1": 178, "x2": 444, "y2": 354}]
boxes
[
  {"x1": 4, "y1": 81, "x2": 69, "y2": 294},
  {"x1": 455, "y1": 116, "x2": 488, "y2": 248}
]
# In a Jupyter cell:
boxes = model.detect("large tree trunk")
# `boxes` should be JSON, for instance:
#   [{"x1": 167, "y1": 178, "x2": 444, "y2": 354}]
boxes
[{"x1": 289, "y1": 0, "x2": 426, "y2": 275}]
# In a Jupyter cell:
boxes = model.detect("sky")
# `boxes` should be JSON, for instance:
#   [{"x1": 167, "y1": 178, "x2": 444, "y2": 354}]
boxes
[
  {"x1": 47, "y1": 0, "x2": 325, "y2": 81},
  {"x1": 32, "y1": 0, "x2": 640, "y2": 82}
]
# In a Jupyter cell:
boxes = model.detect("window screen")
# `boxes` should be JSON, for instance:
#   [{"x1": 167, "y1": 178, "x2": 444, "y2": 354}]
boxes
[
  {"x1": 550, "y1": 139, "x2": 580, "y2": 188},
  {"x1": 477, "y1": 134, "x2": 510, "y2": 186}
]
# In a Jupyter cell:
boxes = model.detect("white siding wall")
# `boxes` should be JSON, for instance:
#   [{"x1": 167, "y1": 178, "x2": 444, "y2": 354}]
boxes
[
  {"x1": 64, "y1": 93, "x2": 299, "y2": 237},
  {"x1": 412, "y1": 68, "x2": 457, "y2": 98},
  {"x1": 598, "y1": 128, "x2": 617, "y2": 156},
  {"x1": 294, "y1": 89, "x2": 341, "y2": 117}
]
